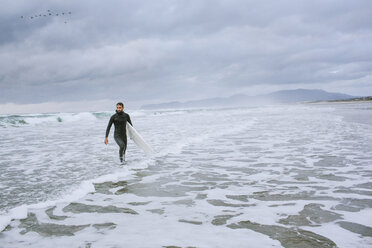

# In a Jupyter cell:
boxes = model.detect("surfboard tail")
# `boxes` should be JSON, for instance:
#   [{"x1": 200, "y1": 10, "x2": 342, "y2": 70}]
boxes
[{"x1": 126, "y1": 123, "x2": 155, "y2": 155}]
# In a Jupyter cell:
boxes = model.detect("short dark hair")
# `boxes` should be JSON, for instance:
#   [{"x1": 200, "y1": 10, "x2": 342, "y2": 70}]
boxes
[{"x1": 116, "y1": 102, "x2": 124, "y2": 107}]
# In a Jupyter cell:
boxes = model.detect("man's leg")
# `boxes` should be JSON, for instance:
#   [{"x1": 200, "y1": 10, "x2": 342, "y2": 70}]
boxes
[
  {"x1": 114, "y1": 135, "x2": 127, "y2": 162},
  {"x1": 123, "y1": 136, "x2": 127, "y2": 159}
]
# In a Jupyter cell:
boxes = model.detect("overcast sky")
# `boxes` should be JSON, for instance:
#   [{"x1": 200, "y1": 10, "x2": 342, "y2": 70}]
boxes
[{"x1": 1, "y1": 0, "x2": 372, "y2": 112}]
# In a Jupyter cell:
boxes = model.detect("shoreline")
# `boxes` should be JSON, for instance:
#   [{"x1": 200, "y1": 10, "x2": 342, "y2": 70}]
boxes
[{"x1": 307, "y1": 98, "x2": 372, "y2": 105}]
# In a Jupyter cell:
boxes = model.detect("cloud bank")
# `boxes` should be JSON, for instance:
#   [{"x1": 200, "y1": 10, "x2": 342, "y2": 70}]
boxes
[{"x1": 1, "y1": 0, "x2": 371, "y2": 110}]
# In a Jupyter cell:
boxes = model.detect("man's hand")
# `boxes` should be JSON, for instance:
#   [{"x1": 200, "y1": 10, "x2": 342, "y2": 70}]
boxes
[{"x1": 104, "y1": 138, "x2": 108, "y2": 144}]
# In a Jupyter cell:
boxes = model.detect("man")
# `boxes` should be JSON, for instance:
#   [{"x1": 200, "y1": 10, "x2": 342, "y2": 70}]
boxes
[{"x1": 105, "y1": 102, "x2": 132, "y2": 162}]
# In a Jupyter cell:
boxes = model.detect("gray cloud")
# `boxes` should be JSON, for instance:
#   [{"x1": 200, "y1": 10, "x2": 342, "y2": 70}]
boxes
[{"x1": 1, "y1": 0, "x2": 372, "y2": 107}]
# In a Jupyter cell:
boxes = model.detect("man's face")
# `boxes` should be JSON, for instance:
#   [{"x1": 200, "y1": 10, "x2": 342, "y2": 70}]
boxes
[{"x1": 116, "y1": 105, "x2": 124, "y2": 112}]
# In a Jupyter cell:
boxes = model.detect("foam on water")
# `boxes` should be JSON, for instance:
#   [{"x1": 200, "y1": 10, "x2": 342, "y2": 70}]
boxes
[
  {"x1": 0, "y1": 166, "x2": 142, "y2": 232},
  {"x1": 0, "y1": 103, "x2": 372, "y2": 247},
  {"x1": 0, "y1": 112, "x2": 100, "y2": 127}
]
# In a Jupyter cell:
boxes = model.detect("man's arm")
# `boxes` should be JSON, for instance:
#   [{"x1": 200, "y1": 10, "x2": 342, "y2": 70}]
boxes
[
  {"x1": 104, "y1": 115, "x2": 114, "y2": 144},
  {"x1": 127, "y1": 114, "x2": 133, "y2": 126}
]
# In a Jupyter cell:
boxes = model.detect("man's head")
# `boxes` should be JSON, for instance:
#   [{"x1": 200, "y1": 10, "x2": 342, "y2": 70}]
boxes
[{"x1": 116, "y1": 102, "x2": 124, "y2": 112}]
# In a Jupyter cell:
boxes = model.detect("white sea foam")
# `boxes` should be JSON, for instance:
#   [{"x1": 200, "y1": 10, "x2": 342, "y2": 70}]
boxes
[
  {"x1": 0, "y1": 216, "x2": 11, "y2": 233},
  {"x1": 0, "y1": 112, "x2": 101, "y2": 128},
  {"x1": 0, "y1": 103, "x2": 371, "y2": 247},
  {"x1": 56, "y1": 112, "x2": 97, "y2": 123},
  {"x1": 22, "y1": 115, "x2": 61, "y2": 125},
  {"x1": 0, "y1": 165, "x2": 141, "y2": 232}
]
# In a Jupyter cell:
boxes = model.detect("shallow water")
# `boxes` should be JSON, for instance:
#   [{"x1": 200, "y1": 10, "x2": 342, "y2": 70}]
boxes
[{"x1": 0, "y1": 103, "x2": 372, "y2": 247}]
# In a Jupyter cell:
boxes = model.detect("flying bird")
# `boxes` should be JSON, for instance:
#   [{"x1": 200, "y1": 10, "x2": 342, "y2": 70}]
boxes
[{"x1": 21, "y1": 10, "x2": 72, "y2": 22}]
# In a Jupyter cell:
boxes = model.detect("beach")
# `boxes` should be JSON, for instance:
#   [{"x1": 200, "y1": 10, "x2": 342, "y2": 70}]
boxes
[{"x1": 0, "y1": 103, "x2": 372, "y2": 247}]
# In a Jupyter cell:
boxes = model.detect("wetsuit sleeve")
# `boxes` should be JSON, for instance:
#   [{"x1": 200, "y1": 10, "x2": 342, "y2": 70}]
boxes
[
  {"x1": 105, "y1": 115, "x2": 114, "y2": 138},
  {"x1": 127, "y1": 114, "x2": 133, "y2": 126}
]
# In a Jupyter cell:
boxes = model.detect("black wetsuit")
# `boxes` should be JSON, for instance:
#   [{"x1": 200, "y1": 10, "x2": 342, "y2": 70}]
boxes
[{"x1": 105, "y1": 111, "x2": 132, "y2": 161}]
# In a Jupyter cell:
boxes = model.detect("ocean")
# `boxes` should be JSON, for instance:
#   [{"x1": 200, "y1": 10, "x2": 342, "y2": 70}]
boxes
[{"x1": 0, "y1": 103, "x2": 371, "y2": 248}]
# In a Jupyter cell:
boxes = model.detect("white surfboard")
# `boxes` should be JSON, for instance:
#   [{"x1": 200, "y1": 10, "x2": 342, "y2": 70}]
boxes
[{"x1": 126, "y1": 123, "x2": 155, "y2": 155}]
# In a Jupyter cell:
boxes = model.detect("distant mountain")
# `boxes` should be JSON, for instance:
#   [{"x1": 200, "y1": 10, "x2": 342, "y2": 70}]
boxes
[
  {"x1": 140, "y1": 89, "x2": 356, "y2": 109},
  {"x1": 265, "y1": 89, "x2": 354, "y2": 102}
]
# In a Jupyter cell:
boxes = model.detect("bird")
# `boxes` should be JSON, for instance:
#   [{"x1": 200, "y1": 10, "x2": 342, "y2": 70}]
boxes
[{"x1": 22, "y1": 10, "x2": 72, "y2": 21}]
